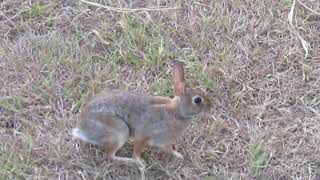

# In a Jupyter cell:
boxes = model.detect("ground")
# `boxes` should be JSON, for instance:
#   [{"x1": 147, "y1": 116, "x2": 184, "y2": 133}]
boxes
[{"x1": 1, "y1": 0, "x2": 320, "y2": 179}]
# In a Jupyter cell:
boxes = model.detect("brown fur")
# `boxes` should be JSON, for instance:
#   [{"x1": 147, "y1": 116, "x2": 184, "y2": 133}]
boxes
[{"x1": 172, "y1": 61, "x2": 186, "y2": 96}]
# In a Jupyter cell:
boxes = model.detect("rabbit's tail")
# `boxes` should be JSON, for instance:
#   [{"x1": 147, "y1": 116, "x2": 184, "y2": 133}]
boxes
[{"x1": 72, "y1": 128, "x2": 97, "y2": 144}]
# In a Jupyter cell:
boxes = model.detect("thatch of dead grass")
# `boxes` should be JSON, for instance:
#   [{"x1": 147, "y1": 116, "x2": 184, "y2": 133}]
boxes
[{"x1": 1, "y1": 0, "x2": 320, "y2": 179}]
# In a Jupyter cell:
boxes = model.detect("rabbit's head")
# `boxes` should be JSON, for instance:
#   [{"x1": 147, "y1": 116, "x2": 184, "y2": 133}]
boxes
[{"x1": 172, "y1": 61, "x2": 212, "y2": 118}]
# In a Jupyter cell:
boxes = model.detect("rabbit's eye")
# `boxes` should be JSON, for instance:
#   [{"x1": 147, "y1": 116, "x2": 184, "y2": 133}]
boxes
[{"x1": 192, "y1": 96, "x2": 202, "y2": 104}]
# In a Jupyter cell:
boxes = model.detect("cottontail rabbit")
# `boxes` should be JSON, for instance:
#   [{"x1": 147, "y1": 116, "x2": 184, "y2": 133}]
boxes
[{"x1": 72, "y1": 61, "x2": 212, "y2": 168}]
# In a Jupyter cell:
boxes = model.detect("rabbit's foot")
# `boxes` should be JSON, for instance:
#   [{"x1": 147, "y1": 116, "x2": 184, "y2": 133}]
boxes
[
  {"x1": 172, "y1": 151, "x2": 184, "y2": 159},
  {"x1": 111, "y1": 155, "x2": 143, "y2": 167},
  {"x1": 161, "y1": 144, "x2": 184, "y2": 159}
]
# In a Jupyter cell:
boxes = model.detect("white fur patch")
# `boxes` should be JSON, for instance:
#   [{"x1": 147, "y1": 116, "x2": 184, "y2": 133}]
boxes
[
  {"x1": 172, "y1": 151, "x2": 184, "y2": 159},
  {"x1": 72, "y1": 128, "x2": 95, "y2": 144},
  {"x1": 172, "y1": 96, "x2": 181, "y2": 102}
]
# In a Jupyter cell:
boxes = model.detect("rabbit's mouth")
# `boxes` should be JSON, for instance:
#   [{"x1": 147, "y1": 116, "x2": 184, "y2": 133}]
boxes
[
  {"x1": 175, "y1": 111, "x2": 194, "y2": 121},
  {"x1": 204, "y1": 112, "x2": 212, "y2": 118},
  {"x1": 204, "y1": 105, "x2": 212, "y2": 112}
]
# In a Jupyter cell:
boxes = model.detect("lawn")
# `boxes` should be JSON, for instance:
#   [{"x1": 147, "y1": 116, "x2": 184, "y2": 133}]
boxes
[{"x1": 1, "y1": 0, "x2": 320, "y2": 179}]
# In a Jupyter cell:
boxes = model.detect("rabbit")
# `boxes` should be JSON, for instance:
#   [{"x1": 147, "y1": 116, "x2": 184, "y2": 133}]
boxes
[{"x1": 72, "y1": 61, "x2": 212, "y2": 168}]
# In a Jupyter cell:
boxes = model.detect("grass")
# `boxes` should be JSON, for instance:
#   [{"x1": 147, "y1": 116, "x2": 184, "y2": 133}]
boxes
[
  {"x1": 1, "y1": 0, "x2": 320, "y2": 179},
  {"x1": 249, "y1": 138, "x2": 271, "y2": 176}
]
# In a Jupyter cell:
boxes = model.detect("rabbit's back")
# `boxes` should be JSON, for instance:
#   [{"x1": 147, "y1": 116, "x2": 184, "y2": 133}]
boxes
[
  {"x1": 80, "y1": 89, "x2": 172, "y2": 136},
  {"x1": 85, "y1": 89, "x2": 169, "y2": 112}
]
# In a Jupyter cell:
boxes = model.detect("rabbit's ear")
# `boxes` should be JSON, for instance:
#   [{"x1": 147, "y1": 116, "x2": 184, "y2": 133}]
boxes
[{"x1": 172, "y1": 60, "x2": 185, "y2": 96}]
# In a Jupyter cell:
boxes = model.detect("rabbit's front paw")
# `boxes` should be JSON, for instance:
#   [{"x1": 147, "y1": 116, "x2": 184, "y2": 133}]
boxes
[{"x1": 172, "y1": 151, "x2": 184, "y2": 159}]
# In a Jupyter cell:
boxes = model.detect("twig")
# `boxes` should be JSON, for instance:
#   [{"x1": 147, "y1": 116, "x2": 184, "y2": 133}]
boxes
[
  {"x1": 0, "y1": 11, "x2": 16, "y2": 27},
  {"x1": 288, "y1": 0, "x2": 310, "y2": 59},
  {"x1": 298, "y1": 0, "x2": 320, "y2": 16},
  {"x1": 80, "y1": 0, "x2": 179, "y2": 12},
  {"x1": 288, "y1": 0, "x2": 296, "y2": 27},
  {"x1": 90, "y1": 29, "x2": 110, "y2": 45}
]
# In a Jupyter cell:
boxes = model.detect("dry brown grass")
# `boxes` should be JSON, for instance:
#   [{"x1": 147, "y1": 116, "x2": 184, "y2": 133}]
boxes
[{"x1": 1, "y1": 0, "x2": 320, "y2": 179}]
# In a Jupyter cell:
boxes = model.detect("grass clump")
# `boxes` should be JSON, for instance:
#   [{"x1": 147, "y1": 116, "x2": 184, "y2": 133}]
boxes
[
  {"x1": 115, "y1": 14, "x2": 176, "y2": 69},
  {"x1": 21, "y1": 2, "x2": 58, "y2": 21},
  {"x1": 1, "y1": 0, "x2": 320, "y2": 179},
  {"x1": 249, "y1": 139, "x2": 272, "y2": 176}
]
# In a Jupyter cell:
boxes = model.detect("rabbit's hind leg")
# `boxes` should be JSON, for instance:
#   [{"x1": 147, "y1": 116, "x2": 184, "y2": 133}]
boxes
[
  {"x1": 100, "y1": 116, "x2": 144, "y2": 168},
  {"x1": 132, "y1": 138, "x2": 149, "y2": 168},
  {"x1": 106, "y1": 142, "x2": 142, "y2": 167}
]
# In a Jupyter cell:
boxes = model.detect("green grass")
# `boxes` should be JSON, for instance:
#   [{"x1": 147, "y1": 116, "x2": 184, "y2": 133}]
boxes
[
  {"x1": 20, "y1": 2, "x2": 58, "y2": 21},
  {"x1": 21, "y1": 4, "x2": 43, "y2": 20},
  {"x1": 280, "y1": 0, "x2": 292, "y2": 6},
  {"x1": 1, "y1": 0, "x2": 320, "y2": 179},
  {"x1": 0, "y1": 143, "x2": 34, "y2": 180},
  {"x1": 249, "y1": 140, "x2": 272, "y2": 175},
  {"x1": 114, "y1": 14, "x2": 177, "y2": 69},
  {"x1": 148, "y1": 78, "x2": 172, "y2": 96}
]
